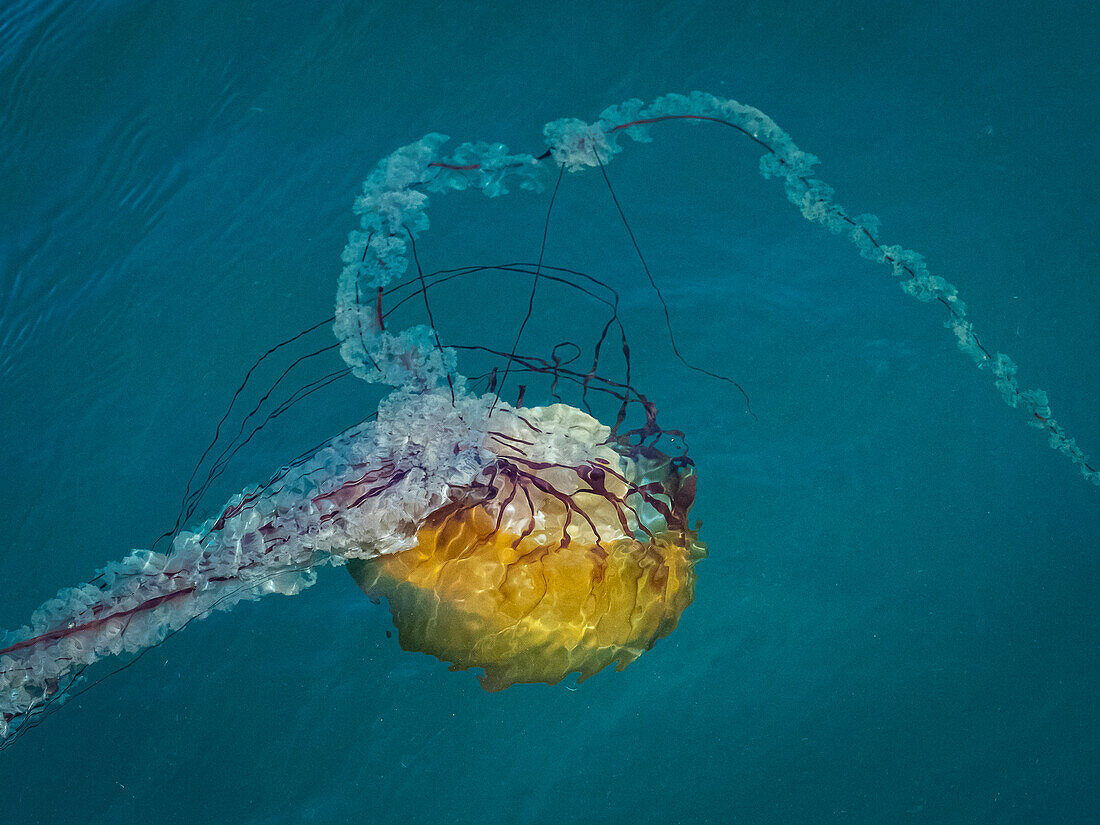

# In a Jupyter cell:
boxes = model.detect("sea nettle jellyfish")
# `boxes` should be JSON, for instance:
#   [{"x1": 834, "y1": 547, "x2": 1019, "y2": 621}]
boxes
[{"x1": 1, "y1": 92, "x2": 1094, "y2": 747}]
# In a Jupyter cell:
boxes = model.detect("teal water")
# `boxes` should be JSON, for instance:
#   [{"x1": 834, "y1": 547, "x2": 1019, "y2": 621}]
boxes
[{"x1": 1, "y1": 2, "x2": 1097, "y2": 823}]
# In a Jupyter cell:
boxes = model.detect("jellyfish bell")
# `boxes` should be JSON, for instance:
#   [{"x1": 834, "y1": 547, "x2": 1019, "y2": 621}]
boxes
[{"x1": 347, "y1": 400, "x2": 705, "y2": 691}]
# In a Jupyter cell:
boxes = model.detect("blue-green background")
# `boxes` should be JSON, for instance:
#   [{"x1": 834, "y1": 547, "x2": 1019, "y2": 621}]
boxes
[{"x1": 1, "y1": 2, "x2": 1096, "y2": 823}]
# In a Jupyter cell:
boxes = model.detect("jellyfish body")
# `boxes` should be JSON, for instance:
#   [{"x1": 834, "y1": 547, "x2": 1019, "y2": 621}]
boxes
[{"x1": 4, "y1": 89, "x2": 1095, "y2": 746}]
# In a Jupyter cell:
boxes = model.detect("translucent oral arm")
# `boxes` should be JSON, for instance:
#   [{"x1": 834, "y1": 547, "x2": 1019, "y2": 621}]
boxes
[
  {"x1": 542, "y1": 91, "x2": 1097, "y2": 485},
  {"x1": 334, "y1": 134, "x2": 545, "y2": 389},
  {"x1": 0, "y1": 387, "x2": 496, "y2": 741},
  {"x1": 336, "y1": 92, "x2": 1094, "y2": 482},
  {"x1": 0, "y1": 496, "x2": 325, "y2": 740}
]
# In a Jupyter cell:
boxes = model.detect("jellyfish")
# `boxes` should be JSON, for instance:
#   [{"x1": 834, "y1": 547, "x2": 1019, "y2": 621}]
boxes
[{"x1": 1, "y1": 91, "x2": 1094, "y2": 747}]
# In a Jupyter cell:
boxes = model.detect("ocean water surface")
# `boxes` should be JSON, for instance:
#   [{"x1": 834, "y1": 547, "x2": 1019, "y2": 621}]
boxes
[{"x1": 0, "y1": 2, "x2": 1096, "y2": 823}]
